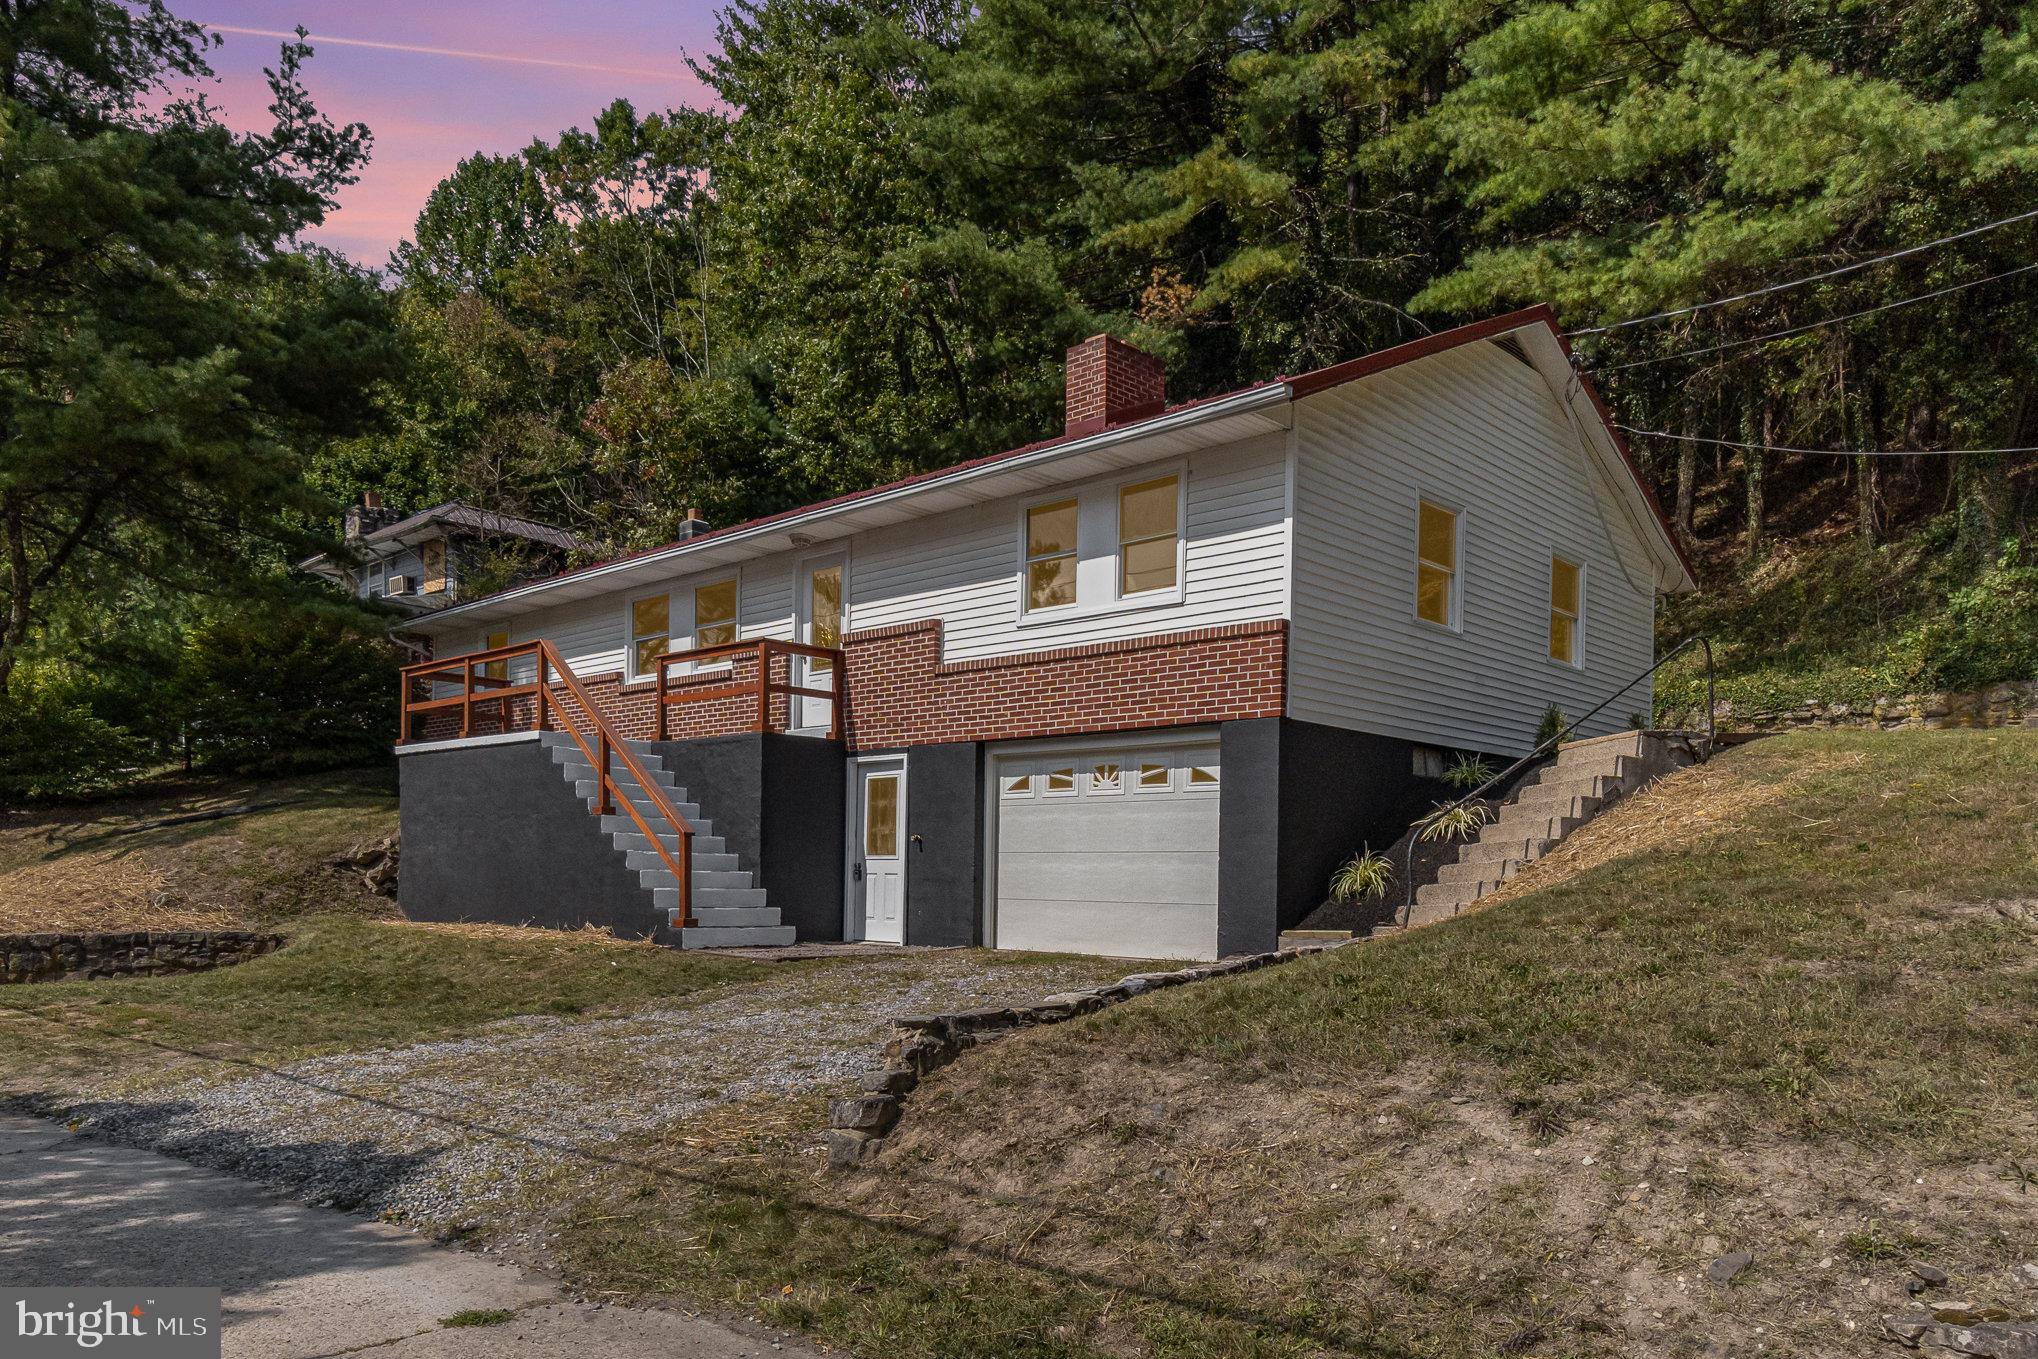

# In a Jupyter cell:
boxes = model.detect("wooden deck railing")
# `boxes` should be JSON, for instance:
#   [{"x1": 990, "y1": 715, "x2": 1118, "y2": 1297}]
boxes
[
  {"x1": 398, "y1": 640, "x2": 700, "y2": 927},
  {"x1": 655, "y1": 638, "x2": 845, "y2": 741}
]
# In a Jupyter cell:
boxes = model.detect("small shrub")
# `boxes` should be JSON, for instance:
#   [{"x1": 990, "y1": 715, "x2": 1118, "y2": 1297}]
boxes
[
  {"x1": 1329, "y1": 847, "x2": 1393, "y2": 902},
  {"x1": 1535, "y1": 704, "x2": 1567, "y2": 750},
  {"x1": 1443, "y1": 753, "x2": 1495, "y2": 791},
  {"x1": 1914, "y1": 543, "x2": 2038, "y2": 692},
  {"x1": 0, "y1": 667, "x2": 151, "y2": 809},
  {"x1": 175, "y1": 604, "x2": 400, "y2": 773},
  {"x1": 1628, "y1": 711, "x2": 1648, "y2": 730},
  {"x1": 1418, "y1": 801, "x2": 1492, "y2": 842}
]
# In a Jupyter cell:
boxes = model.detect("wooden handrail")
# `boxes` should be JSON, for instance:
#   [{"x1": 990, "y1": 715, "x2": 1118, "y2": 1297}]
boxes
[
  {"x1": 396, "y1": 639, "x2": 699, "y2": 929},
  {"x1": 653, "y1": 638, "x2": 845, "y2": 741}
]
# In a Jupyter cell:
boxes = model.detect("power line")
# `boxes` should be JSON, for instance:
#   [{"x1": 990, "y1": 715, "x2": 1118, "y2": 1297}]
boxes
[
  {"x1": 1565, "y1": 205, "x2": 2038, "y2": 337},
  {"x1": 1614, "y1": 425, "x2": 2038, "y2": 457},
  {"x1": 1585, "y1": 260, "x2": 2038, "y2": 375}
]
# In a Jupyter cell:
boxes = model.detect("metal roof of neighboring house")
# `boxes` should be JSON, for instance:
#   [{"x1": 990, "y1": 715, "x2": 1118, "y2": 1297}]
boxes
[
  {"x1": 299, "y1": 502, "x2": 586, "y2": 576},
  {"x1": 409, "y1": 306, "x2": 1695, "y2": 632}
]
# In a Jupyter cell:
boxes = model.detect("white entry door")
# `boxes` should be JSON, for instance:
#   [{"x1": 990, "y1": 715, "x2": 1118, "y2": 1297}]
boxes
[
  {"x1": 795, "y1": 557, "x2": 844, "y2": 733},
  {"x1": 854, "y1": 760, "x2": 906, "y2": 943}
]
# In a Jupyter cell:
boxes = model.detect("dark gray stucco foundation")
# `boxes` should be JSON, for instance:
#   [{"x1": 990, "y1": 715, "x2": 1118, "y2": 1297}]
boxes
[
  {"x1": 648, "y1": 733, "x2": 848, "y2": 942},
  {"x1": 1219, "y1": 717, "x2": 1448, "y2": 953},
  {"x1": 398, "y1": 737, "x2": 663, "y2": 938}
]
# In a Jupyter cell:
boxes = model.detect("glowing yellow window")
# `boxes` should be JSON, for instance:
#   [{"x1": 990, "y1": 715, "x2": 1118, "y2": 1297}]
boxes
[
  {"x1": 483, "y1": 630, "x2": 509, "y2": 681},
  {"x1": 1137, "y1": 761, "x2": 1171, "y2": 791},
  {"x1": 1026, "y1": 500, "x2": 1078, "y2": 610},
  {"x1": 694, "y1": 578, "x2": 737, "y2": 648},
  {"x1": 1415, "y1": 500, "x2": 1458, "y2": 627},
  {"x1": 808, "y1": 565, "x2": 841, "y2": 673},
  {"x1": 864, "y1": 774, "x2": 900, "y2": 857},
  {"x1": 1001, "y1": 771, "x2": 1034, "y2": 798},
  {"x1": 1188, "y1": 764, "x2": 1219, "y2": 788},
  {"x1": 1090, "y1": 762, "x2": 1121, "y2": 793},
  {"x1": 1118, "y1": 475, "x2": 1179, "y2": 595},
  {"x1": 631, "y1": 595, "x2": 669, "y2": 677},
  {"x1": 1549, "y1": 557, "x2": 1581, "y2": 665},
  {"x1": 1045, "y1": 765, "x2": 1076, "y2": 795}
]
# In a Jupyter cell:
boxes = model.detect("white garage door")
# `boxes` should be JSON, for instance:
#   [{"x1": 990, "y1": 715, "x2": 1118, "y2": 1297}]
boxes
[{"x1": 993, "y1": 743, "x2": 1220, "y2": 960}]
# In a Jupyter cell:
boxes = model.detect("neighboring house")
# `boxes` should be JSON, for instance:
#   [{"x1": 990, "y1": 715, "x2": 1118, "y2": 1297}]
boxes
[
  {"x1": 395, "y1": 305, "x2": 1695, "y2": 961},
  {"x1": 299, "y1": 497, "x2": 587, "y2": 616}
]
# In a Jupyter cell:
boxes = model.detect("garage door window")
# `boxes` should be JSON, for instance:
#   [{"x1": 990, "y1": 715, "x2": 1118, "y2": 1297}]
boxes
[
  {"x1": 1136, "y1": 760, "x2": 1172, "y2": 792},
  {"x1": 1089, "y1": 761, "x2": 1122, "y2": 794},
  {"x1": 1044, "y1": 764, "x2": 1077, "y2": 796},
  {"x1": 1001, "y1": 770, "x2": 1034, "y2": 798},
  {"x1": 1188, "y1": 762, "x2": 1220, "y2": 789}
]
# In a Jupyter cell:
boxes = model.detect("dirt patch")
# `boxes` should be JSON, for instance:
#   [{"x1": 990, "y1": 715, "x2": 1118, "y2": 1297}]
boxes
[{"x1": 824, "y1": 1040, "x2": 2038, "y2": 1357}]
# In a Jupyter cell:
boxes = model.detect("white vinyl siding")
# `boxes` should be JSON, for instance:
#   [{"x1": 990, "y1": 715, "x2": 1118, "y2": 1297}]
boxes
[
  {"x1": 1288, "y1": 340, "x2": 1657, "y2": 755},
  {"x1": 851, "y1": 432, "x2": 1289, "y2": 660}
]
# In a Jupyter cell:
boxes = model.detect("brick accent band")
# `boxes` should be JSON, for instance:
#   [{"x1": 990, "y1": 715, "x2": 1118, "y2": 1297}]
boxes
[{"x1": 412, "y1": 619, "x2": 1287, "y2": 752}]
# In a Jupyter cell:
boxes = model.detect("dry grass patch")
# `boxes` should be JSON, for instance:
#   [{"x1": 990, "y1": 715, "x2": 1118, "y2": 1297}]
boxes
[{"x1": 0, "y1": 768, "x2": 398, "y2": 932}]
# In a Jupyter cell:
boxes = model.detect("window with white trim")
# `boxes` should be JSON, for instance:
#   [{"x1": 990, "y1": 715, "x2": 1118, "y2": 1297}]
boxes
[
  {"x1": 694, "y1": 578, "x2": 738, "y2": 649},
  {"x1": 1549, "y1": 556, "x2": 1582, "y2": 666},
  {"x1": 1117, "y1": 475, "x2": 1179, "y2": 596},
  {"x1": 1415, "y1": 500, "x2": 1460, "y2": 629},
  {"x1": 630, "y1": 594, "x2": 670, "y2": 679},
  {"x1": 1025, "y1": 499, "x2": 1078, "y2": 611}
]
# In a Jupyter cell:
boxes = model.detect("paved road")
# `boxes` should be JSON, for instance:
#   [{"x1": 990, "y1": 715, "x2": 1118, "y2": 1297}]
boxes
[{"x1": 0, "y1": 1116, "x2": 819, "y2": 1358}]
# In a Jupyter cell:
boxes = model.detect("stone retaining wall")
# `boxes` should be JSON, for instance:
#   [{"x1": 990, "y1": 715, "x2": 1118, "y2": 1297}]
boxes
[
  {"x1": 1661, "y1": 680, "x2": 2038, "y2": 736},
  {"x1": 826, "y1": 940, "x2": 1348, "y2": 1167},
  {"x1": 0, "y1": 931, "x2": 285, "y2": 985}
]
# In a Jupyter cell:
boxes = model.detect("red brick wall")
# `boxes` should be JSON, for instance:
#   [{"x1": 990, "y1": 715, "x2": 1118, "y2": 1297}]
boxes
[
  {"x1": 407, "y1": 620, "x2": 1285, "y2": 751},
  {"x1": 837, "y1": 619, "x2": 1285, "y2": 749}
]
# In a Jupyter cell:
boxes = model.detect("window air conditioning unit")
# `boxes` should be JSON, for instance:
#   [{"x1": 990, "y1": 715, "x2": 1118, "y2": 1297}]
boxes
[{"x1": 386, "y1": 574, "x2": 415, "y2": 596}]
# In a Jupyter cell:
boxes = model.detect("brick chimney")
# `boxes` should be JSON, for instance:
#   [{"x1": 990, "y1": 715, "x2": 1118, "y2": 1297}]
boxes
[{"x1": 1064, "y1": 335, "x2": 1165, "y2": 437}]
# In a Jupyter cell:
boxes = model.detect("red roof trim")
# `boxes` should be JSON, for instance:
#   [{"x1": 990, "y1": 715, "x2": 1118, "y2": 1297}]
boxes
[{"x1": 1284, "y1": 304, "x2": 1561, "y2": 397}]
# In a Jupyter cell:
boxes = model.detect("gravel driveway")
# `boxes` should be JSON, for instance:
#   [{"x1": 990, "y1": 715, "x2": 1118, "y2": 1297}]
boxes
[{"x1": 44, "y1": 953, "x2": 1127, "y2": 1231}]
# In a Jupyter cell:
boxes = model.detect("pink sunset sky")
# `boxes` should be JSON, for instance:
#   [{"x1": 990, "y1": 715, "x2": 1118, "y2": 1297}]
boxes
[{"x1": 175, "y1": 2, "x2": 725, "y2": 265}]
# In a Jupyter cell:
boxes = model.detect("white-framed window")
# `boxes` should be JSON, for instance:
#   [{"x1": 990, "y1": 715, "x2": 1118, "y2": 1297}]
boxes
[
  {"x1": 1135, "y1": 758, "x2": 1173, "y2": 793},
  {"x1": 1549, "y1": 555, "x2": 1583, "y2": 666},
  {"x1": 1024, "y1": 499, "x2": 1078, "y2": 612},
  {"x1": 1042, "y1": 763, "x2": 1078, "y2": 797},
  {"x1": 629, "y1": 593, "x2": 670, "y2": 681},
  {"x1": 1186, "y1": 761, "x2": 1220, "y2": 790},
  {"x1": 694, "y1": 577, "x2": 738, "y2": 649},
  {"x1": 1000, "y1": 768, "x2": 1035, "y2": 799},
  {"x1": 366, "y1": 560, "x2": 385, "y2": 598},
  {"x1": 1117, "y1": 474, "x2": 1180, "y2": 597},
  {"x1": 1415, "y1": 499, "x2": 1461, "y2": 630}
]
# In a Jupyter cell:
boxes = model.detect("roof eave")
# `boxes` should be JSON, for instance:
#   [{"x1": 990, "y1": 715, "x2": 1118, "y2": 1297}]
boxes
[{"x1": 408, "y1": 382, "x2": 1295, "y2": 634}]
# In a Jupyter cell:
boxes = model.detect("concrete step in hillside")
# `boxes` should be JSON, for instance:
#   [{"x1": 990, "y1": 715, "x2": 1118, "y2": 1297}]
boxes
[
  {"x1": 1397, "y1": 730, "x2": 1699, "y2": 928},
  {"x1": 540, "y1": 735, "x2": 796, "y2": 950}
]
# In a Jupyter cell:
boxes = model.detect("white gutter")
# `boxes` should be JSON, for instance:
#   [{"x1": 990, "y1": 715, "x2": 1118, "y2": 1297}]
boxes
[{"x1": 412, "y1": 382, "x2": 1295, "y2": 632}]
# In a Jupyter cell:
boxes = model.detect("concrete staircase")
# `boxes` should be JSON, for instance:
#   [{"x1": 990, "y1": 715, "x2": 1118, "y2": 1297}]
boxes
[
  {"x1": 540, "y1": 732, "x2": 796, "y2": 949},
  {"x1": 1406, "y1": 730, "x2": 1699, "y2": 927}
]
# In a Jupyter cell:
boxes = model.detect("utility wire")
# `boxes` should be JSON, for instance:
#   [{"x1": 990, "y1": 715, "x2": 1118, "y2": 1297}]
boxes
[
  {"x1": 1615, "y1": 425, "x2": 2038, "y2": 457},
  {"x1": 1584, "y1": 260, "x2": 2038, "y2": 374},
  {"x1": 1565, "y1": 205, "x2": 2038, "y2": 337}
]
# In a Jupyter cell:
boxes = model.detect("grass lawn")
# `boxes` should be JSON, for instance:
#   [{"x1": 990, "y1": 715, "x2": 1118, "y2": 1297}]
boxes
[
  {"x1": 0, "y1": 918, "x2": 770, "y2": 1091},
  {"x1": 528, "y1": 730, "x2": 2038, "y2": 1359}
]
